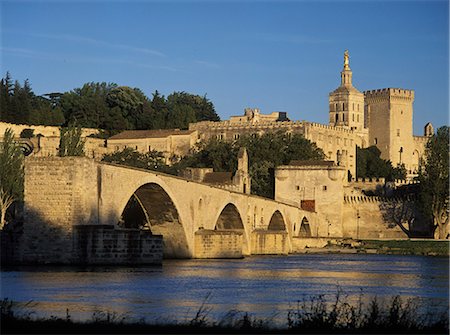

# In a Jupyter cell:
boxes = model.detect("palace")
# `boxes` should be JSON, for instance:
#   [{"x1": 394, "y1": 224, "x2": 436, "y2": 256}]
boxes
[
  {"x1": 0, "y1": 51, "x2": 432, "y2": 180},
  {"x1": 189, "y1": 51, "x2": 431, "y2": 179}
]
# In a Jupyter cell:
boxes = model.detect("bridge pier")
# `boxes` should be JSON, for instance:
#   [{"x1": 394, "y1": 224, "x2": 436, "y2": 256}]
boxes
[
  {"x1": 250, "y1": 230, "x2": 289, "y2": 255},
  {"x1": 194, "y1": 229, "x2": 244, "y2": 258}
]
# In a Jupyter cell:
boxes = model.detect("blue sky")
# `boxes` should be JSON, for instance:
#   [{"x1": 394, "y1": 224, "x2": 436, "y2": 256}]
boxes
[{"x1": 1, "y1": 0, "x2": 448, "y2": 134}]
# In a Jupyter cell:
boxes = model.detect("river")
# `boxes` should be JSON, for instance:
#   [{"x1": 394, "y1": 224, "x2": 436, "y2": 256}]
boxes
[{"x1": 1, "y1": 254, "x2": 448, "y2": 325}]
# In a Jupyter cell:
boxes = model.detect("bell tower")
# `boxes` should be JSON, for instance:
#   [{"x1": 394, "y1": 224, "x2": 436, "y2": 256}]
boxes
[{"x1": 329, "y1": 50, "x2": 365, "y2": 131}]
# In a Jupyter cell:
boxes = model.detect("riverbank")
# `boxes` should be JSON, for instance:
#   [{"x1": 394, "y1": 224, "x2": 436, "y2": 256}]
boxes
[
  {"x1": 2, "y1": 294, "x2": 448, "y2": 334},
  {"x1": 295, "y1": 238, "x2": 449, "y2": 257}
]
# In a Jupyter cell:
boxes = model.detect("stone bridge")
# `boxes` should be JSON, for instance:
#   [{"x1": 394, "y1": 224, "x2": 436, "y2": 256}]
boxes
[{"x1": 23, "y1": 157, "x2": 319, "y2": 261}]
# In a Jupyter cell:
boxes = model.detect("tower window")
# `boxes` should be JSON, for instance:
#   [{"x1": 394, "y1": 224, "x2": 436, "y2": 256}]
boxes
[
  {"x1": 342, "y1": 103, "x2": 345, "y2": 111},
  {"x1": 357, "y1": 114, "x2": 360, "y2": 122},
  {"x1": 397, "y1": 129, "x2": 400, "y2": 137},
  {"x1": 342, "y1": 113, "x2": 345, "y2": 122},
  {"x1": 352, "y1": 103, "x2": 354, "y2": 111},
  {"x1": 335, "y1": 114, "x2": 338, "y2": 123},
  {"x1": 352, "y1": 114, "x2": 355, "y2": 122},
  {"x1": 374, "y1": 138, "x2": 378, "y2": 145}
]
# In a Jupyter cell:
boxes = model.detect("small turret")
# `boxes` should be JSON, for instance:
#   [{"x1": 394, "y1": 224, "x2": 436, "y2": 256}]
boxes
[{"x1": 424, "y1": 122, "x2": 434, "y2": 137}]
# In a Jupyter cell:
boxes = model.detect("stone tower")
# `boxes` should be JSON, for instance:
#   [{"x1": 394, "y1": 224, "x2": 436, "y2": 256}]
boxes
[
  {"x1": 364, "y1": 88, "x2": 415, "y2": 170},
  {"x1": 233, "y1": 147, "x2": 251, "y2": 194},
  {"x1": 329, "y1": 50, "x2": 365, "y2": 131}
]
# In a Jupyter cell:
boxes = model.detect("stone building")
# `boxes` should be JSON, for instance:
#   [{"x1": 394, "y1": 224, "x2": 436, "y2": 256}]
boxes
[
  {"x1": 0, "y1": 51, "x2": 432, "y2": 178},
  {"x1": 190, "y1": 50, "x2": 432, "y2": 178}
]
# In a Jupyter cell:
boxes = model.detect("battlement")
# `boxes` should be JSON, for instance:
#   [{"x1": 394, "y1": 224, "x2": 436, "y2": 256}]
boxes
[
  {"x1": 306, "y1": 122, "x2": 356, "y2": 135},
  {"x1": 350, "y1": 177, "x2": 386, "y2": 185},
  {"x1": 344, "y1": 194, "x2": 415, "y2": 205},
  {"x1": 189, "y1": 120, "x2": 305, "y2": 131},
  {"x1": 364, "y1": 88, "x2": 414, "y2": 99},
  {"x1": 413, "y1": 135, "x2": 428, "y2": 143}
]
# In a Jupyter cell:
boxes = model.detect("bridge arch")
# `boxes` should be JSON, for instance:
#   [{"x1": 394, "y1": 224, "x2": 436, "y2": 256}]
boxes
[
  {"x1": 215, "y1": 203, "x2": 244, "y2": 230},
  {"x1": 268, "y1": 210, "x2": 286, "y2": 230},
  {"x1": 119, "y1": 182, "x2": 190, "y2": 258},
  {"x1": 213, "y1": 202, "x2": 249, "y2": 254},
  {"x1": 298, "y1": 216, "x2": 312, "y2": 237}
]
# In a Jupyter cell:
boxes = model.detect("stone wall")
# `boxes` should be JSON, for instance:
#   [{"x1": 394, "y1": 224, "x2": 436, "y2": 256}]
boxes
[
  {"x1": 20, "y1": 156, "x2": 98, "y2": 263},
  {"x1": 194, "y1": 229, "x2": 243, "y2": 258},
  {"x1": 0, "y1": 121, "x2": 98, "y2": 138},
  {"x1": 342, "y1": 196, "x2": 406, "y2": 239},
  {"x1": 73, "y1": 225, "x2": 163, "y2": 265},
  {"x1": 250, "y1": 230, "x2": 289, "y2": 255},
  {"x1": 275, "y1": 164, "x2": 347, "y2": 237}
]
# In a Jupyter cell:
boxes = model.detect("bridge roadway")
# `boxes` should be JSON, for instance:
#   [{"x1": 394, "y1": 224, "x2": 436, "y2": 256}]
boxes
[{"x1": 98, "y1": 162, "x2": 318, "y2": 257}]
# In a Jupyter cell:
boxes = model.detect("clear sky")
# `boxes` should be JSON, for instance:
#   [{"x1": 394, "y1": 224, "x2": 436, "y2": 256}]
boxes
[{"x1": 1, "y1": 0, "x2": 448, "y2": 134}]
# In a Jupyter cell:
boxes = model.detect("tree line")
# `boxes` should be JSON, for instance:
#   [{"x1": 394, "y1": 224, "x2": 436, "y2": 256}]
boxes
[{"x1": 0, "y1": 72, "x2": 220, "y2": 133}]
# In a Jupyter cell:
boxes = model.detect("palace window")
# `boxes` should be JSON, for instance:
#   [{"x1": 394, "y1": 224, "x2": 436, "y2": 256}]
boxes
[
  {"x1": 352, "y1": 114, "x2": 355, "y2": 122},
  {"x1": 352, "y1": 103, "x2": 354, "y2": 111},
  {"x1": 357, "y1": 114, "x2": 360, "y2": 122},
  {"x1": 234, "y1": 133, "x2": 240, "y2": 140},
  {"x1": 397, "y1": 129, "x2": 400, "y2": 137},
  {"x1": 323, "y1": 186, "x2": 327, "y2": 191},
  {"x1": 374, "y1": 138, "x2": 378, "y2": 145}
]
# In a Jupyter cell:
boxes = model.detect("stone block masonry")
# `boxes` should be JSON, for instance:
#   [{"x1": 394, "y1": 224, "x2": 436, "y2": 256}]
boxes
[
  {"x1": 74, "y1": 225, "x2": 163, "y2": 265},
  {"x1": 19, "y1": 156, "x2": 164, "y2": 264},
  {"x1": 20, "y1": 157, "x2": 98, "y2": 263},
  {"x1": 250, "y1": 230, "x2": 289, "y2": 255},
  {"x1": 194, "y1": 229, "x2": 243, "y2": 258}
]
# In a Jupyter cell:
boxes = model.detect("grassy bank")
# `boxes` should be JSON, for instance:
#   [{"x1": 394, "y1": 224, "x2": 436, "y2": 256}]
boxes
[
  {"x1": 1, "y1": 293, "x2": 448, "y2": 334},
  {"x1": 358, "y1": 239, "x2": 449, "y2": 256}
]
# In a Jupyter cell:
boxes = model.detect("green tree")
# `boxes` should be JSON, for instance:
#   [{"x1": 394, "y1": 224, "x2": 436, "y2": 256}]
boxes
[
  {"x1": 166, "y1": 92, "x2": 220, "y2": 124},
  {"x1": 356, "y1": 146, "x2": 406, "y2": 181},
  {"x1": 102, "y1": 147, "x2": 169, "y2": 172},
  {"x1": 59, "y1": 124, "x2": 85, "y2": 157},
  {"x1": 418, "y1": 126, "x2": 449, "y2": 239},
  {"x1": 150, "y1": 90, "x2": 168, "y2": 129},
  {"x1": 173, "y1": 132, "x2": 324, "y2": 198},
  {"x1": 0, "y1": 72, "x2": 13, "y2": 122},
  {"x1": 60, "y1": 82, "x2": 116, "y2": 128},
  {"x1": 0, "y1": 129, "x2": 24, "y2": 229}
]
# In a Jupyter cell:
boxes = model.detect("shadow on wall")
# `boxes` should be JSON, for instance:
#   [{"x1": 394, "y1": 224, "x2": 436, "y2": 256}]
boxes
[
  {"x1": 379, "y1": 198, "x2": 432, "y2": 238},
  {"x1": 1, "y1": 207, "x2": 72, "y2": 265},
  {"x1": 1, "y1": 206, "x2": 164, "y2": 265}
]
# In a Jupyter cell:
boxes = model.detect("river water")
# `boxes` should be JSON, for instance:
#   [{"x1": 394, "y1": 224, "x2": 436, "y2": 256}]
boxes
[{"x1": 1, "y1": 254, "x2": 448, "y2": 325}]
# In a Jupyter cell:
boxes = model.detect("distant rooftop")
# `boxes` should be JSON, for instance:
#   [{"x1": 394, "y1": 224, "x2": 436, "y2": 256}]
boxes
[
  {"x1": 109, "y1": 129, "x2": 196, "y2": 140},
  {"x1": 203, "y1": 172, "x2": 233, "y2": 184}
]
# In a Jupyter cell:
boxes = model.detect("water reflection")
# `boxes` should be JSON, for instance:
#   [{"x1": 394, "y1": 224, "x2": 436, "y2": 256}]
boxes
[{"x1": 1, "y1": 254, "x2": 448, "y2": 323}]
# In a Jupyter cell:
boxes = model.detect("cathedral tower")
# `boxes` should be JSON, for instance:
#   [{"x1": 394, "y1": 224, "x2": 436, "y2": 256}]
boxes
[{"x1": 329, "y1": 50, "x2": 365, "y2": 131}]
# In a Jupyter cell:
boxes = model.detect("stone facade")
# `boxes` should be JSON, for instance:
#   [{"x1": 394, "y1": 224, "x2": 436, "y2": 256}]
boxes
[
  {"x1": 194, "y1": 229, "x2": 243, "y2": 258},
  {"x1": 74, "y1": 225, "x2": 163, "y2": 265}
]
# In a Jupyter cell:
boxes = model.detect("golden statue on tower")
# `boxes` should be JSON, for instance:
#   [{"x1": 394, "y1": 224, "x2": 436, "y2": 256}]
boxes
[{"x1": 344, "y1": 50, "x2": 350, "y2": 69}]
